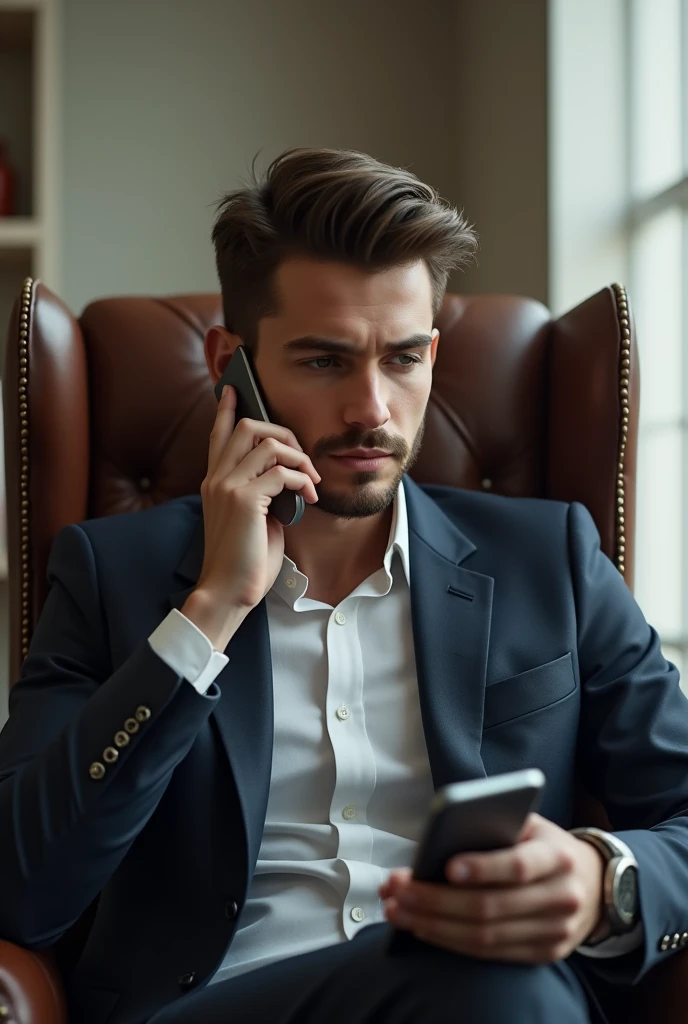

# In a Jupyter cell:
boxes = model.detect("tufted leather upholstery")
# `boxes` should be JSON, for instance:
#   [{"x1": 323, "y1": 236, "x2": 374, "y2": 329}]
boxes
[
  {"x1": 4, "y1": 282, "x2": 638, "y2": 684},
  {"x1": 0, "y1": 278, "x2": 682, "y2": 1022}
]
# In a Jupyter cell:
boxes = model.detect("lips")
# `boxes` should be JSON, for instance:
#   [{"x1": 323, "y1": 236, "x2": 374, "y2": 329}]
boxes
[
  {"x1": 329, "y1": 449, "x2": 393, "y2": 472},
  {"x1": 332, "y1": 448, "x2": 391, "y2": 458}
]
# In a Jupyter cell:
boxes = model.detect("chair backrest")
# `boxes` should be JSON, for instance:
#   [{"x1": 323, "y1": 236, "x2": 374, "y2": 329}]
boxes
[{"x1": 3, "y1": 279, "x2": 638, "y2": 685}]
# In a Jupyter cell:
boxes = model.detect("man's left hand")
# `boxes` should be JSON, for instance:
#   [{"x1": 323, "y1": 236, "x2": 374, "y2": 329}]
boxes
[{"x1": 380, "y1": 813, "x2": 606, "y2": 964}]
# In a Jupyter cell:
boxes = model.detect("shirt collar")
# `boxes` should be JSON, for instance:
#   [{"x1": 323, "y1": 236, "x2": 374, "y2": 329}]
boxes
[
  {"x1": 272, "y1": 479, "x2": 411, "y2": 607},
  {"x1": 384, "y1": 477, "x2": 411, "y2": 585}
]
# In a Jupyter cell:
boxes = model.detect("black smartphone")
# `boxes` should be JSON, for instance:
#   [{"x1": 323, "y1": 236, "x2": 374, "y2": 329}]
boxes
[
  {"x1": 214, "y1": 346, "x2": 306, "y2": 527},
  {"x1": 411, "y1": 768, "x2": 546, "y2": 884},
  {"x1": 387, "y1": 768, "x2": 545, "y2": 953}
]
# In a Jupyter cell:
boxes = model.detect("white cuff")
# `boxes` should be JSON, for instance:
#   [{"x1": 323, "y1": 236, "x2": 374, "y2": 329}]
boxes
[
  {"x1": 576, "y1": 922, "x2": 644, "y2": 958},
  {"x1": 148, "y1": 608, "x2": 229, "y2": 695}
]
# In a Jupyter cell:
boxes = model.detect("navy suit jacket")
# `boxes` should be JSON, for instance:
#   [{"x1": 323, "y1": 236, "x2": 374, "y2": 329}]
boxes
[{"x1": 1, "y1": 478, "x2": 688, "y2": 1024}]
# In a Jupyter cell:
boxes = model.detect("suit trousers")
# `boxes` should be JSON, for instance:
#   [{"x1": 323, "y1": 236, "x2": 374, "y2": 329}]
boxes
[{"x1": 148, "y1": 924, "x2": 595, "y2": 1024}]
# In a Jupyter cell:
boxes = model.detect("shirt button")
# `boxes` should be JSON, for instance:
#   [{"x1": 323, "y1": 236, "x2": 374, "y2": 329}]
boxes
[
  {"x1": 285, "y1": 577, "x2": 296, "y2": 589},
  {"x1": 351, "y1": 907, "x2": 365, "y2": 923},
  {"x1": 336, "y1": 706, "x2": 351, "y2": 721},
  {"x1": 334, "y1": 611, "x2": 347, "y2": 625},
  {"x1": 342, "y1": 805, "x2": 356, "y2": 820}
]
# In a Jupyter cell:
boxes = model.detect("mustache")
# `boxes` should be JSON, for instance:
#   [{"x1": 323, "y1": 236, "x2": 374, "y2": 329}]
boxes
[{"x1": 313, "y1": 428, "x2": 409, "y2": 459}]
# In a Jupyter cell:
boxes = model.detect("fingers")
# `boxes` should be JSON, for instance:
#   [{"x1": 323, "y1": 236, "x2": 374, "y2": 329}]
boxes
[
  {"x1": 228, "y1": 436, "x2": 320, "y2": 501},
  {"x1": 386, "y1": 873, "x2": 582, "y2": 925},
  {"x1": 207, "y1": 386, "x2": 306, "y2": 479},
  {"x1": 216, "y1": 415, "x2": 306, "y2": 479},
  {"x1": 379, "y1": 869, "x2": 412, "y2": 901},
  {"x1": 243, "y1": 464, "x2": 320, "y2": 508},
  {"x1": 207, "y1": 385, "x2": 237, "y2": 477},
  {"x1": 385, "y1": 888, "x2": 579, "y2": 964},
  {"x1": 445, "y1": 836, "x2": 572, "y2": 887},
  {"x1": 205, "y1": 401, "x2": 319, "y2": 503},
  {"x1": 408, "y1": 916, "x2": 573, "y2": 965},
  {"x1": 386, "y1": 895, "x2": 573, "y2": 951}
]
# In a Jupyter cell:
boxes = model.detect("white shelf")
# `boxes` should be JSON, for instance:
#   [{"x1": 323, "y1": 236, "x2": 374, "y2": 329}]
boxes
[{"x1": 0, "y1": 218, "x2": 41, "y2": 248}]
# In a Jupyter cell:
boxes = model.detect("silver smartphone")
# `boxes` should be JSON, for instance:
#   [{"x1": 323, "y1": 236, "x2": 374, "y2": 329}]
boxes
[
  {"x1": 412, "y1": 768, "x2": 546, "y2": 884},
  {"x1": 214, "y1": 346, "x2": 306, "y2": 527}
]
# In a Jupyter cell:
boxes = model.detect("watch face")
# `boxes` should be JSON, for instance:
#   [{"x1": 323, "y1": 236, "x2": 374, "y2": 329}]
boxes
[{"x1": 617, "y1": 864, "x2": 639, "y2": 923}]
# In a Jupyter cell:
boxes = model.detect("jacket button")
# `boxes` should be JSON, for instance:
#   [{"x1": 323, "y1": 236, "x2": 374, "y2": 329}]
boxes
[
  {"x1": 178, "y1": 971, "x2": 196, "y2": 989},
  {"x1": 225, "y1": 899, "x2": 239, "y2": 920},
  {"x1": 659, "y1": 935, "x2": 671, "y2": 951}
]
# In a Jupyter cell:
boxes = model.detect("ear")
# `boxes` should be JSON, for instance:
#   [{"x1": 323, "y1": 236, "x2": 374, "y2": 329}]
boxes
[
  {"x1": 430, "y1": 327, "x2": 440, "y2": 368},
  {"x1": 204, "y1": 325, "x2": 242, "y2": 385}
]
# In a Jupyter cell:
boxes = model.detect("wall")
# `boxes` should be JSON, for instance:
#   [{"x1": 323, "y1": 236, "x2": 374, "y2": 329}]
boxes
[
  {"x1": 451, "y1": 0, "x2": 549, "y2": 303},
  {"x1": 60, "y1": 0, "x2": 460, "y2": 314}
]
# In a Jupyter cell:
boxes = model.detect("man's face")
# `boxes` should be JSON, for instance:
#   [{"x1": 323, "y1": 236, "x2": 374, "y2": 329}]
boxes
[{"x1": 251, "y1": 257, "x2": 437, "y2": 519}]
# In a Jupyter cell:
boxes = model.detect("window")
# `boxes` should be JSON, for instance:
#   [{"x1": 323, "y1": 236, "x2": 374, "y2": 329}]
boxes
[{"x1": 629, "y1": 0, "x2": 688, "y2": 677}]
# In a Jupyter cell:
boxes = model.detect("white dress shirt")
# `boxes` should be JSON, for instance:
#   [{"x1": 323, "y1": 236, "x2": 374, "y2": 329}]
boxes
[{"x1": 148, "y1": 480, "x2": 639, "y2": 978}]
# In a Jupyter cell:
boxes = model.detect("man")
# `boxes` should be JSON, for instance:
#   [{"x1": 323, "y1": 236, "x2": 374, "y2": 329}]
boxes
[{"x1": 0, "y1": 148, "x2": 687, "y2": 1024}]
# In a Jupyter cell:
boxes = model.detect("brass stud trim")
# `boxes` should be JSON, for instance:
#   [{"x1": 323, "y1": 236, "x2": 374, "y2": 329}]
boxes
[
  {"x1": 612, "y1": 284, "x2": 630, "y2": 578},
  {"x1": 17, "y1": 278, "x2": 33, "y2": 661},
  {"x1": 114, "y1": 730, "x2": 130, "y2": 748},
  {"x1": 103, "y1": 746, "x2": 119, "y2": 764},
  {"x1": 124, "y1": 717, "x2": 140, "y2": 734}
]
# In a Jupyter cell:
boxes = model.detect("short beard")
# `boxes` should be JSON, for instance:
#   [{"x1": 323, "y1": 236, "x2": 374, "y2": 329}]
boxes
[{"x1": 313, "y1": 417, "x2": 425, "y2": 520}]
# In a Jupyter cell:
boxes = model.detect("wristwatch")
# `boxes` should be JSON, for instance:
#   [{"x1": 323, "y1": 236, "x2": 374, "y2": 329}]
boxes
[{"x1": 570, "y1": 827, "x2": 639, "y2": 943}]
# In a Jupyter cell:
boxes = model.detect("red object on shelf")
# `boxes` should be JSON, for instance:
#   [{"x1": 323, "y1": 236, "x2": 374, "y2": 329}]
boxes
[{"x1": 0, "y1": 142, "x2": 16, "y2": 216}]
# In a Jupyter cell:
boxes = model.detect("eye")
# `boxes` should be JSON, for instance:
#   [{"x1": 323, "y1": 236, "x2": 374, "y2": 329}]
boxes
[
  {"x1": 305, "y1": 356, "x2": 338, "y2": 369},
  {"x1": 390, "y1": 353, "x2": 422, "y2": 367}
]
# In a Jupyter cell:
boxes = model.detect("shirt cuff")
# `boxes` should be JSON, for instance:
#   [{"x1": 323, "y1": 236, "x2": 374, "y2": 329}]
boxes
[
  {"x1": 148, "y1": 608, "x2": 229, "y2": 695},
  {"x1": 576, "y1": 922, "x2": 644, "y2": 958}
]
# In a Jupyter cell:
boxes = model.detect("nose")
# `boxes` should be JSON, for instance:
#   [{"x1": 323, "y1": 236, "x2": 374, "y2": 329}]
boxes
[{"x1": 342, "y1": 369, "x2": 390, "y2": 430}]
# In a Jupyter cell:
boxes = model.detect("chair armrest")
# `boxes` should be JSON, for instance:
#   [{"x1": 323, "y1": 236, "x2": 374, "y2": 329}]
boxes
[{"x1": 0, "y1": 940, "x2": 67, "y2": 1024}]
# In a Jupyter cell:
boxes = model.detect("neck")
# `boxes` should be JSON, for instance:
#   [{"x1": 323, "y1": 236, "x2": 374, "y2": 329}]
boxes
[{"x1": 284, "y1": 498, "x2": 395, "y2": 605}]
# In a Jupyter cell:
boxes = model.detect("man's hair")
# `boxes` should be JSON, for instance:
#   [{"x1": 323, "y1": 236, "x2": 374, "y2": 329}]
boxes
[{"x1": 212, "y1": 148, "x2": 477, "y2": 347}]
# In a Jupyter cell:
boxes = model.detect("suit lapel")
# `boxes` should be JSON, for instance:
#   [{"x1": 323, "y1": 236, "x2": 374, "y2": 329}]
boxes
[
  {"x1": 169, "y1": 513, "x2": 274, "y2": 877},
  {"x1": 405, "y1": 479, "x2": 492, "y2": 788}
]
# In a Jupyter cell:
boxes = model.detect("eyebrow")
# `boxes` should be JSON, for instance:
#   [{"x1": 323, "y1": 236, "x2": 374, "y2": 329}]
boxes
[{"x1": 283, "y1": 333, "x2": 433, "y2": 355}]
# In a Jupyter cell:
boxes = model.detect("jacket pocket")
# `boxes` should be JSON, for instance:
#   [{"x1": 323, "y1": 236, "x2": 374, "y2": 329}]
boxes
[{"x1": 483, "y1": 653, "x2": 576, "y2": 731}]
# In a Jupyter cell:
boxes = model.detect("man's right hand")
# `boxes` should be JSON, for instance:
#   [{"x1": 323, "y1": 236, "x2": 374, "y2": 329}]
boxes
[{"x1": 181, "y1": 384, "x2": 320, "y2": 650}]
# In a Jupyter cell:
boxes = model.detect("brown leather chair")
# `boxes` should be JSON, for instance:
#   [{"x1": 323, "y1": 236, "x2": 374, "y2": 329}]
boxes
[{"x1": 0, "y1": 278, "x2": 685, "y2": 1022}]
